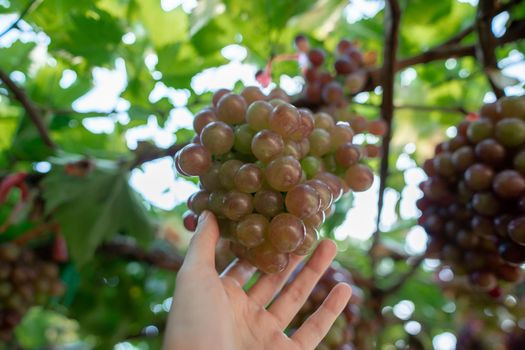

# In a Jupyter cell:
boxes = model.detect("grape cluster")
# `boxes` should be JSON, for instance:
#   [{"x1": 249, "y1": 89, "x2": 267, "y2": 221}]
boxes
[
  {"x1": 295, "y1": 36, "x2": 369, "y2": 107},
  {"x1": 0, "y1": 243, "x2": 64, "y2": 340},
  {"x1": 419, "y1": 96, "x2": 525, "y2": 292},
  {"x1": 288, "y1": 265, "x2": 361, "y2": 350},
  {"x1": 176, "y1": 87, "x2": 374, "y2": 273}
]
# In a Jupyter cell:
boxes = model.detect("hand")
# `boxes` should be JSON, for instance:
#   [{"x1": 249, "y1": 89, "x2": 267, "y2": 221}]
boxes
[{"x1": 163, "y1": 210, "x2": 352, "y2": 350}]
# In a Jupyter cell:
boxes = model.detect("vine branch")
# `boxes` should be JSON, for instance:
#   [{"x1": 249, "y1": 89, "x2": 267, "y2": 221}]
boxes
[
  {"x1": 369, "y1": 0, "x2": 400, "y2": 276},
  {"x1": 0, "y1": 68, "x2": 57, "y2": 149}
]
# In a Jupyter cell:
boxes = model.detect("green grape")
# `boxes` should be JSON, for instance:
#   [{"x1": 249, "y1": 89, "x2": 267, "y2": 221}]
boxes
[
  {"x1": 249, "y1": 242, "x2": 289, "y2": 274},
  {"x1": 200, "y1": 121, "x2": 235, "y2": 155},
  {"x1": 495, "y1": 118, "x2": 525, "y2": 147},
  {"x1": 200, "y1": 163, "x2": 223, "y2": 191},
  {"x1": 308, "y1": 128, "x2": 332, "y2": 157},
  {"x1": 464, "y1": 164, "x2": 494, "y2": 191},
  {"x1": 246, "y1": 100, "x2": 272, "y2": 131},
  {"x1": 330, "y1": 123, "x2": 354, "y2": 151},
  {"x1": 234, "y1": 124, "x2": 256, "y2": 154},
  {"x1": 313, "y1": 112, "x2": 335, "y2": 130},
  {"x1": 236, "y1": 214, "x2": 269, "y2": 248},
  {"x1": 175, "y1": 143, "x2": 212, "y2": 176},
  {"x1": 493, "y1": 170, "x2": 525, "y2": 199},
  {"x1": 293, "y1": 225, "x2": 319, "y2": 255},
  {"x1": 467, "y1": 119, "x2": 493, "y2": 144},
  {"x1": 269, "y1": 103, "x2": 301, "y2": 139},
  {"x1": 265, "y1": 156, "x2": 302, "y2": 192},
  {"x1": 301, "y1": 156, "x2": 323, "y2": 178},
  {"x1": 241, "y1": 86, "x2": 266, "y2": 105},
  {"x1": 253, "y1": 190, "x2": 284, "y2": 218},
  {"x1": 234, "y1": 163, "x2": 263, "y2": 193},
  {"x1": 223, "y1": 191, "x2": 254, "y2": 221},
  {"x1": 193, "y1": 108, "x2": 216, "y2": 134},
  {"x1": 283, "y1": 140, "x2": 302, "y2": 159},
  {"x1": 251, "y1": 130, "x2": 284, "y2": 163},
  {"x1": 268, "y1": 213, "x2": 306, "y2": 253},
  {"x1": 306, "y1": 179, "x2": 334, "y2": 211},
  {"x1": 216, "y1": 93, "x2": 247, "y2": 125},
  {"x1": 322, "y1": 154, "x2": 337, "y2": 173},
  {"x1": 219, "y1": 159, "x2": 244, "y2": 190},
  {"x1": 285, "y1": 183, "x2": 321, "y2": 218},
  {"x1": 335, "y1": 143, "x2": 361, "y2": 168}
]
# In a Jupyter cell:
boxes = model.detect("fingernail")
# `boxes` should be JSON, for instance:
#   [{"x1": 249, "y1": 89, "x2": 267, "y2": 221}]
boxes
[{"x1": 198, "y1": 210, "x2": 208, "y2": 225}]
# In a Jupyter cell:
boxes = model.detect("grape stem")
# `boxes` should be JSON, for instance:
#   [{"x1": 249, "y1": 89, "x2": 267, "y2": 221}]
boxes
[
  {"x1": 369, "y1": 0, "x2": 400, "y2": 279},
  {"x1": 0, "y1": 68, "x2": 57, "y2": 149},
  {"x1": 476, "y1": 0, "x2": 505, "y2": 98}
]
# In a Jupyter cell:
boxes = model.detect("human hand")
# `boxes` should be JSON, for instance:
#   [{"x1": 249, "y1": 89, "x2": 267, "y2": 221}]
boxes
[{"x1": 163, "y1": 210, "x2": 352, "y2": 350}]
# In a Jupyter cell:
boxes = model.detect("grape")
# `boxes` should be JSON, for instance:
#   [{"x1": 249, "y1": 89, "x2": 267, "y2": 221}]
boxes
[
  {"x1": 253, "y1": 190, "x2": 284, "y2": 218},
  {"x1": 269, "y1": 103, "x2": 300, "y2": 138},
  {"x1": 234, "y1": 124, "x2": 256, "y2": 154},
  {"x1": 367, "y1": 119, "x2": 387, "y2": 136},
  {"x1": 314, "y1": 112, "x2": 336, "y2": 130},
  {"x1": 294, "y1": 225, "x2": 319, "y2": 255},
  {"x1": 236, "y1": 214, "x2": 269, "y2": 248},
  {"x1": 283, "y1": 140, "x2": 302, "y2": 159},
  {"x1": 297, "y1": 138, "x2": 311, "y2": 158},
  {"x1": 193, "y1": 108, "x2": 216, "y2": 134},
  {"x1": 208, "y1": 191, "x2": 226, "y2": 216},
  {"x1": 251, "y1": 130, "x2": 284, "y2": 163},
  {"x1": 330, "y1": 123, "x2": 354, "y2": 150},
  {"x1": 469, "y1": 271, "x2": 497, "y2": 291},
  {"x1": 334, "y1": 57, "x2": 357, "y2": 75},
  {"x1": 265, "y1": 156, "x2": 302, "y2": 192},
  {"x1": 304, "y1": 83, "x2": 322, "y2": 103},
  {"x1": 514, "y1": 150, "x2": 525, "y2": 174},
  {"x1": 304, "y1": 67, "x2": 318, "y2": 82},
  {"x1": 301, "y1": 156, "x2": 323, "y2": 178},
  {"x1": 308, "y1": 48, "x2": 325, "y2": 66},
  {"x1": 200, "y1": 163, "x2": 223, "y2": 191},
  {"x1": 285, "y1": 183, "x2": 321, "y2": 218},
  {"x1": 241, "y1": 86, "x2": 266, "y2": 105},
  {"x1": 493, "y1": 170, "x2": 525, "y2": 199},
  {"x1": 187, "y1": 190, "x2": 210, "y2": 214},
  {"x1": 337, "y1": 39, "x2": 353, "y2": 54},
  {"x1": 290, "y1": 109, "x2": 315, "y2": 141},
  {"x1": 183, "y1": 210, "x2": 198, "y2": 231},
  {"x1": 472, "y1": 192, "x2": 501, "y2": 216},
  {"x1": 322, "y1": 82, "x2": 344, "y2": 105},
  {"x1": 345, "y1": 164, "x2": 373, "y2": 192},
  {"x1": 496, "y1": 264, "x2": 523, "y2": 282},
  {"x1": 212, "y1": 89, "x2": 231, "y2": 107},
  {"x1": 222, "y1": 191, "x2": 253, "y2": 221},
  {"x1": 498, "y1": 96, "x2": 525, "y2": 119},
  {"x1": 508, "y1": 217, "x2": 525, "y2": 246},
  {"x1": 451, "y1": 146, "x2": 474, "y2": 171},
  {"x1": 216, "y1": 159, "x2": 242, "y2": 190},
  {"x1": 175, "y1": 143, "x2": 211, "y2": 176},
  {"x1": 345, "y1": 46, "x2": 364, "y2": 66},
  {"x1": 474, "y1": 139, "x2": 505, "y2": 164},
  {"x1": 249, "y1": 243, "x2": 289, "y2": 274},
  {"x1": 308, "y1": 128, "x2": 332, "y2": 157},
  {"x1": 344, "y1": 71, "x2": 367, "y2": 94},
  {"x1": 348, "y1": 115, "x2": 368, "y2": 134},
  {"x1": 200, "y1": 121, "x2": 235, "y2": 155},
  {"x1": 464, "y1": 164, "x2": 494, "y2": 191},
  {"x1": 495, "y1": 118, "x2": 525, "y2": 147},
  {"x1": 467, "y1": 119, "x2": 493, "y2": 143},
  {"x1": 499, "y1": 241, "x2": 525, "y2": 264},
  {"x1": 268, "y1": 213, "x2": 306, "y2": 253},
  {"x1": 433, "y1": 152, "x2": 455, "y2": 177},
  {"x1": 234, "y1": 163, "x2": 263, "y2": 193},
  {"x1": 306, "y1": 179, "x2": 333, "y2": 211},
  {"x1": 268, "y1": 87, "x2": 290, "y2": 102},
  {"x1": 315, "y1": 172, "x2": 344, "y2": 201},
  {"x1": 246, "y1": 101, "x2": 272, "y2": 131},
  {"x1": 216, "y1": 93, "x2": 247, "y2": 125}
]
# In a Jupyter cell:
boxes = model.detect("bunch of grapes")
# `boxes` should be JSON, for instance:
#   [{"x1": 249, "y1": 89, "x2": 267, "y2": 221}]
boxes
[
  {"x1": 294, "y1": 36, "x2": 370, "y2": 107},
  {"x1": 176, "y1": 87, "x2": 374, "y2": 273},
  {"x1": 419, "y1": 96, "x2": 525, "y2": 293},
  {"x1": 288, "y1": 265, "x2": 361, "y2": 350},
  {"x1": 0, "y1": 243, "x2": 64, "y2": 340}
]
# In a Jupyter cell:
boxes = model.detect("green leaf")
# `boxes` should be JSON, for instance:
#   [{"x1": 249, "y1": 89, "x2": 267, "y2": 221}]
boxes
[
  {"x1": 0, "y1": 41, "x2": 36, "y2": 72},
  {"x1": 42, "y1": 163, "x2": 154, "y2": 265},
  {"x1": 138, "y1": 0, "x2": 188, "y2": 48},
  {"x1": 189, "y1": 0, "x2": 222, "y2": 36}
]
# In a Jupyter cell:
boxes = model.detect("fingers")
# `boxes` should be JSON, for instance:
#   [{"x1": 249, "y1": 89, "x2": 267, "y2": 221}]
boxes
[
  {"x1": 268, "y1": 240, "x2": 336, "y2": 329},
  {"x1": 291, "y1": 283, "x2": 352, "y2": 349},
  {"x1": 220, "y1": 258, "x2": 257, "y2": 287},
  {"x1": 247, "y1": 254, "x2": 304, "y2": 307},
  {"x1": 183, "y1": 211, "x2": 219, "y2": 268}
]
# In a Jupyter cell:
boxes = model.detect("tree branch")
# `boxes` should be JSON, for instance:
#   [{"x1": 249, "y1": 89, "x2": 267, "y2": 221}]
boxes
[
  {"x1": 0, "y1": 0, "x2": 42, "y2": 39},
  {"x1": 355, "y1": 101, "x2": 469, "y2": 115},
  {"x1": 476, "y1": 0, "x2": 505, "y2": 98},
  {"x1": 130, "y1": 142, "x2": 188, "y2": 169},
  {"x1": 370, "y1": 0, "x2": 401, "y2": 276},
  {"x1": 0, "y1": 69, "x2": 57, "y2": 149},
  {"x1": 98, "y1": 240, "x2": 184, "y2": 271}
]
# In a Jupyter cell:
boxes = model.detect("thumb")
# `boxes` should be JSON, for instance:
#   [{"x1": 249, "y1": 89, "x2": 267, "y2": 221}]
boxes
[{"x1": 184, "y1": 210, "x2": 219, "y2": 268}]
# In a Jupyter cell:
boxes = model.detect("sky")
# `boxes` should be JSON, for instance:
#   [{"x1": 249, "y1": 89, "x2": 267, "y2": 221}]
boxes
[{"x1": 2, "y1": 1, "x2": 525, "y2": 349}]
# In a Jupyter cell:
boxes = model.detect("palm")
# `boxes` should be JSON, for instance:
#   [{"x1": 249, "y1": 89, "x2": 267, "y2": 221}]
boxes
[{"x1": 164, "y1": 211, "x2": 351, "y2": 350}]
